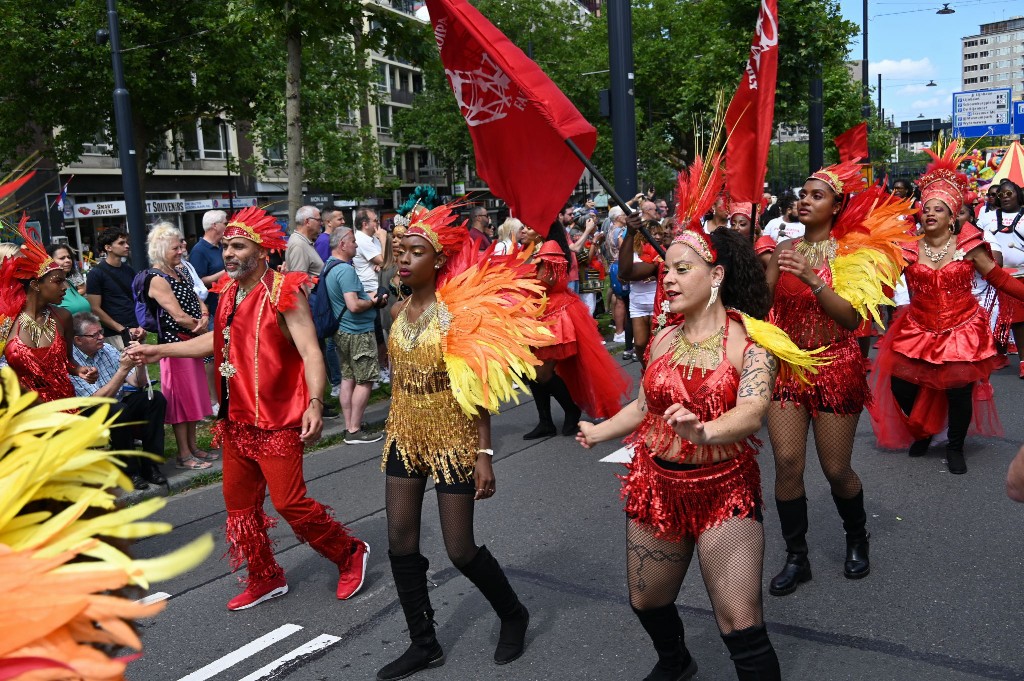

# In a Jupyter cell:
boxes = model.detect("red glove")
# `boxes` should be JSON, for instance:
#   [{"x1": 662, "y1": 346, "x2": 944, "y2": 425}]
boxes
[{"x1": 985, "y1": 266, "x2": 1024, "y2": 302}]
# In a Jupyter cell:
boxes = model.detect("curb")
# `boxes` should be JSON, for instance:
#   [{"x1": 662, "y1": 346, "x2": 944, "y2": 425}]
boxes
[{"x1": 117, "y1": 398, "x2": 393, "y2": 506}]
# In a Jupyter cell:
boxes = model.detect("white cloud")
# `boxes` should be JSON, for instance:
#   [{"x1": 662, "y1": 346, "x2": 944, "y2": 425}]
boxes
[{"x1": 870, "y1": 58, "x2": 936, "y2": 80}]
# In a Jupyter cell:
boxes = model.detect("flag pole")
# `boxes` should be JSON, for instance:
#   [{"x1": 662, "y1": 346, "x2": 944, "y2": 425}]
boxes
[{"x1": 564, "y1": 139, "x2": 666, "y2": 258}]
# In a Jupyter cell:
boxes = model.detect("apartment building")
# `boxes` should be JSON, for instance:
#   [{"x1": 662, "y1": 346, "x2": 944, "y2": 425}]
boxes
[{"x1": 961, "y1": 16, "x2": 1024, "y2": 97}]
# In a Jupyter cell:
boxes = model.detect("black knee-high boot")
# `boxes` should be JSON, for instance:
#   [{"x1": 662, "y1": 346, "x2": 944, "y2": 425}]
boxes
[
  {"x1": 832, "y1": 489, "x2": 870, "y2": 579},
  {"x1": 721, "y1": 625, "x2": 781, "y2": 681},
  {"x1": 523, "y1": 380, "x2": 556, "y2": 440},
  {"x1": 377, "y1": 552, "x2": 445, "y2": 681},
  {"x1": 945, "y1": 384, "x2": 973, "y2": 474},
  {"x1": 769, "y1": 497, "x2": 811, "y2": 596},
  {"x1": 632, "y1": 603, "x2": 698, "y2": 681},
  {"x1": 457, "y1": 545, "x2": 529, "y2": 664},
  {"x1": 547, "y1": 374, "x2": 582, "y2": 435}
]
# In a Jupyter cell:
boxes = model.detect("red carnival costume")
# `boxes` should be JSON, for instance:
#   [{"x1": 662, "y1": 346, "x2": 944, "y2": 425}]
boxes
[
  {"x1": 210, "y1": 206, "x2": 362, "y2": 610},
  {"x1": 0, "y1": 214, "x2": 76, "y2": 405},
  {"x1": 770, "y1": 169, "x2": 916, "y2": 414},
  {"x1": 533, "y1": 240, "x2": 631, "y2": 419},
  {"x1": 868, "y1": 140, "x2": 1024, "y2": 463},
  {"x1": 754, "y1": 235, "x2": 776, "y2": 258}
]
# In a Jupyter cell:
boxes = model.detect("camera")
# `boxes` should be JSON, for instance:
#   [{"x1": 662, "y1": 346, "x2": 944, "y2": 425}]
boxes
[{"x1": 572, "y1": 208, "x2": 595, "y2": 231}]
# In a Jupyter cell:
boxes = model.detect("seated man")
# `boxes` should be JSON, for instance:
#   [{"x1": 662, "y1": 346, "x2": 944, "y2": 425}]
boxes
[{"x1": 69, "y1": 312, "x2": 168, "y2": 490}]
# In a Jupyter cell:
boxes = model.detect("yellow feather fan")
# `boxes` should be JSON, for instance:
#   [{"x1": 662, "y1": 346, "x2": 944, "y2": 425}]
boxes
[{"x1": 738, "y1": 312, "x2": 831, "y2": 385}]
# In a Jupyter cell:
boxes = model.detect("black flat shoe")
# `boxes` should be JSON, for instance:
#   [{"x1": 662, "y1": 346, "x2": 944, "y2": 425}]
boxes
[
  {"x1": 769, "y1": 555, "x2": 811, "y2": 596},
  {"x1": 946, "y1": 449, "x2": 967, "y2": 474},
  {"x1": 908, "y1": 437, "x2": 932, "y2": 457},
  {"x1": 522, "y1": 423, "x2": 556, "y2": 440},
  {"x1": 844, "y1": 536, "x2": 870, "y2": 579},
  {"x1": 145, "y1": 466, "x2": 168, "y2": 486},
  {"x1": 130, "y1": 474, "x2": 149, "y2": 491}
]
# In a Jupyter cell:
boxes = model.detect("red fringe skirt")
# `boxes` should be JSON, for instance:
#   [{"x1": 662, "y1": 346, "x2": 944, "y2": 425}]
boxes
[
  {"x1": 620, "y1": 451, "x2": 761, "y2": 541},
  {"x1": 213, "y1": 420, "x2": 303, "y2": 460},
  {"x1": 771, "y1": 336, "x2": 868, "y2": 415}
]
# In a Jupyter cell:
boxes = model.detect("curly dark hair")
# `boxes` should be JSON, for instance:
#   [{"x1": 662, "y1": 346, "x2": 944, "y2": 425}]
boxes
[{"x1": 709, "y1": 228, "x2": 771, "y2": 319}]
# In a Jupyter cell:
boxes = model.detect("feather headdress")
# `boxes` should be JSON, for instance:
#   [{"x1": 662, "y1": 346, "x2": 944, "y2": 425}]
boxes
[
  {"x1": 808, "y1": 159, "x2": 868, "y2": 197},
  {"x1": 224, "y1": 206, "x2": 287, "y2": 251},
  {"x1": 404, "y1": 200, "x2": 476, "y2": 285},
  {"x1": 918, "y1": 136, "x2": 970, "y2": 215}
]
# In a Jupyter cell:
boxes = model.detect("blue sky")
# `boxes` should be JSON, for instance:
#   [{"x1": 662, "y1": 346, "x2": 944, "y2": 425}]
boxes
[{"x1": 837, "y1": 0, "x2": 1019, "y2": 125}]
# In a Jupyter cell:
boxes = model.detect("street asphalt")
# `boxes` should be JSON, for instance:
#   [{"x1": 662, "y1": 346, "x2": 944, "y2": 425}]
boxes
[{"x1": 125, "y1": 348, "x2": 1024, "y2": 681}]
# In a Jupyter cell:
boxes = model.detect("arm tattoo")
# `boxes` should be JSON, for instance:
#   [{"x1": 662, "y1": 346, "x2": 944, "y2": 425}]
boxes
[{"x1": 737, "y1": 346, "x2": 778, "y2": 400}]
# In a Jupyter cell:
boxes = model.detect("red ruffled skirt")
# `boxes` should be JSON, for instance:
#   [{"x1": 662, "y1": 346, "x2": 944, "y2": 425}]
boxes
[
  {"x1": 620, "y1": 450, "x2": 761, "y2": 541},
  {"x1": 535, "y1": 292, "x2": 632, "y2": 419},
  {"x1": 868, "y1": 307, "x2": 1005, "y2": 448}
]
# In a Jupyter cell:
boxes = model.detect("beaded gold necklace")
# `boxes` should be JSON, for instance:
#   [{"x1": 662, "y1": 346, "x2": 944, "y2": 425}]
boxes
[
  {"x1": 18, "y1": 309, "x2": 56, "y2": 347},
  {"x1": 396, "y1": 302, "x2": 438, "y2": 351},
  {"x1": 670, "y1": 324, "x2": 725, "y2": 380},
  {"x1": 795, "y1": 237, "x2": 837, "y2": 267}
]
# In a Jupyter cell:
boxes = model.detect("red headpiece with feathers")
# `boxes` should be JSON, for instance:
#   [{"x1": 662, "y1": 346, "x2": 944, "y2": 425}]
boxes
[
  {"x1": 224, "y1": 206, "x2": 287, "y2": 251},
  {"x1": 10, "y1": 214, "x2": 61, "y2": 281},
  {"x1": 404, "y1": 200, "x2": 476, "y2": 286},
  {"x1": 918, "y1": 138, "x2": 970, "y2": 215},
  {"x1": 672, "y1": 154, "x2": 724, "y2": 263},
  {"x1": 808, "y1": 160, "x2": 868, "y2": 196}
]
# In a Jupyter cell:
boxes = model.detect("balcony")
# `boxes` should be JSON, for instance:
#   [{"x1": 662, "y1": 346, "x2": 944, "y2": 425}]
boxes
[
  {"x1": 389, "y1": 89, "x2": 416, "y2": 106},
  {"x1": 377, "y1": 0, "x2": 417, "y2": 16}
]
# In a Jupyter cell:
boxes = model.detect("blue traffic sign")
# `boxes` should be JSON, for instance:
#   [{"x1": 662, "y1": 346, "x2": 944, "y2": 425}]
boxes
[
  {"x1": 1014, "y1": 100, "x2": 1024, "y2": 135},
  {"x1": 952, "y1": 88, "x2": 1012, "y2": 138}
]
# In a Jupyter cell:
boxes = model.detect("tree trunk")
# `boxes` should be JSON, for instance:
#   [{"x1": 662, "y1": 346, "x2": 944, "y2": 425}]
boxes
[{"x1": 285, "y1": 3, "x2": 303, "y2": 229}]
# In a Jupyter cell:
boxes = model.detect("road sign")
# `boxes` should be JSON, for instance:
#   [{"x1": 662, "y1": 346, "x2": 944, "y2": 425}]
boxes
[
  {"x1": 952, "y1": 88, "x2": 1012, "y2": 138},
  {"x1": 1014, "y1": 100, "x2": 1024, "y2": 135}
]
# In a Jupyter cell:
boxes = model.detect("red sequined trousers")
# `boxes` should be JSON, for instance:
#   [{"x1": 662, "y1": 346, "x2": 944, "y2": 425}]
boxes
[
  {"x1": 215, "y1": 420, "x2": 355, "y2": 586},
  {"x1": 621, "y1": 315, "x2": 763, "y2": 540},
  {"x1": 770, "y1": 269, "x2": 868, "y2": 415}
]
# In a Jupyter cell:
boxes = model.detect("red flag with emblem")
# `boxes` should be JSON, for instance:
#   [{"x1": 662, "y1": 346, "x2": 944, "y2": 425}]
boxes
[
  {"x1": 424, "y1": 0, "x2": 597, "y2": 237},
  {"x1": 724, "y1": 0, "x2": 779, "y2": 203}
]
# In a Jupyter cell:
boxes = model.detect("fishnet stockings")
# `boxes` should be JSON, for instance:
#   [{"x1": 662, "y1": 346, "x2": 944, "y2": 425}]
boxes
[
  {"x1": 385, "y1": 475, "x2": 479, "y2": 567},
  {"x1": 627, "y1": 518, "x2": 766, "y2": 634},
  {"x1": 768, "y1": 402, "x2": 862, "y2": 501}
]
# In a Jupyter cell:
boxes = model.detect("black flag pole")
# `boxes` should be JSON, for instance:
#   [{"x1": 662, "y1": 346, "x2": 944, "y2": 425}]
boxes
[{"x1": 564, "y1": 139, "x2": 666, "y2": 258}]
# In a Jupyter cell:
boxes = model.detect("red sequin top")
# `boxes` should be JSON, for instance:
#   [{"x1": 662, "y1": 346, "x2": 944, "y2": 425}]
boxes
[
  {"x1": 4, "y1": 331, "x2": 75, "y2": 404},
  {"x1": 626, "y1": 314, "x2": 758, "y2": 464}
]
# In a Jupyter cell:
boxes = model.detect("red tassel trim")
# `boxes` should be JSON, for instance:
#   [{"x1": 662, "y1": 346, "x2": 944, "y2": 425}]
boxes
[
  {"x1": 291, "y1": 502, "x2": 356, "y2": 570},
  {"x1": 224, "y1": 508, "x2": 284, "y2": 585},
  {"x1": 213, "y1": 420, "x2": 302, "y2": 459},
  {"x1": 772, "y1": 336, "x2": 868, "y2": 415},
  {"x1": 620, "y1": 452, "x2": 762, "y2": 541}
]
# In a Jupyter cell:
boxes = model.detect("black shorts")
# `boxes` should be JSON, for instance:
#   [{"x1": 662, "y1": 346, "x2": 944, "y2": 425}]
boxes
[{"x1": 384, "y1": 442, "x2": 475, "y2": 495}]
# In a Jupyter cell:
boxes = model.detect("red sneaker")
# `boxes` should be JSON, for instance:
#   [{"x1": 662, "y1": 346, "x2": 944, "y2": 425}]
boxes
[
  {"x1": 336, "y1": 541, "x2": 369, "y2": 600},
  {"x1": 227, "y1": 575, "x2": 288, "y2": 611}
]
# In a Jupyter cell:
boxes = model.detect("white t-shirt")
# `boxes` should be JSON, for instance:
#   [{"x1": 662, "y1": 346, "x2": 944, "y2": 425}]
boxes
[
  {"x1": 978, "y1": 209, "x2": 1024, "y2": 268},
  {"x1": 353, "y1": 229, "x2": 382, "y2": 294},
  {"x1": 763, "y1": 217, "x2": 804, "y2": 242}
]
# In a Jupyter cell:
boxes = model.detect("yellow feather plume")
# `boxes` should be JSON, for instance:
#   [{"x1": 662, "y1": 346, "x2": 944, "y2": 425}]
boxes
[
  {"x1": 832, "y1": 249, "x2": 900, "y2": 328},
  {"x1": 0, "y1": 366, "x2": 214, "y2": 678},
  {"x1": 438, "y1": 246, "x2": 555, "y2": 417},
  {"x1": 738, "y1": 313, "x2": 831, "y2": 385}
]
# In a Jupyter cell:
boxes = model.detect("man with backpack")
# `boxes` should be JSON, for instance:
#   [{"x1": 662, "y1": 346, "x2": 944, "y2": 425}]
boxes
[{"x1": 324, "y1": 227, "x2": 383, "y2": 445}]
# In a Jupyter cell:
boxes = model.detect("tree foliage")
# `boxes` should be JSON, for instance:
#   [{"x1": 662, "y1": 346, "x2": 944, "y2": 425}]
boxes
[{"x1": 394, "y1": 0, "x2": 879, "y2": 199}]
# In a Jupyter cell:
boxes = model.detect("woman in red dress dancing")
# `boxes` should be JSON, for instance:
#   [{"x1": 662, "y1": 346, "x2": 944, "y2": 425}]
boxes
[
  {"x1": 1, "y1": 218, "x2": 97, "y2": 403},
  {"x1": 868, "y1": 140, "x2": 1024, "y2": 474},
  {"x1": 766, "y1": 161, "x2": 915, "y2": 596}
]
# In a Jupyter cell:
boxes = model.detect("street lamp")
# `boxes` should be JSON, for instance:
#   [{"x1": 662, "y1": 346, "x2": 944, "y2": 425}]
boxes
[
  {"x1": 96, "y1": 0, "x2": 147, "y2": 269},
  {"x1": 936, "y1": 4, "x2": 955, "y2": 15},
  {"x1": 926, "y1": 80, "x2": 937, "y2": 87}
]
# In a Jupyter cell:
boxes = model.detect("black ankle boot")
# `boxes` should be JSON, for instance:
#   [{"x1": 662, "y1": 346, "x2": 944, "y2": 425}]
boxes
[
  {"x1": 721, "y1": 625, "x2": 781, "y2": 681},
  {"x1": 458, "y1": 546, "x2": 529, "y2": 665},
  {"x1": 547, "y1": 374, "x2": 582, "y2": 436},
  {"x1": 523, "y1": 381, "x2": 556, "y2": 440},
  {"x1": 946, "y1": 447, "x2": 967, "y2": 474},
  {"x1": 832, "y1": 490, "x2": 870, "y2": 579},
  {"x1": 633, "y1": 604, "x2": 698, "y2": 681},
  {"x1": 769, "y1": 497, "x2": 811, "y2": 596},
  {"x1": 908, "y1": 436, "x2": 932, "y2": 457},
  {"x1": 377, "y1": 552, "x2": 445, "y2": 681}
]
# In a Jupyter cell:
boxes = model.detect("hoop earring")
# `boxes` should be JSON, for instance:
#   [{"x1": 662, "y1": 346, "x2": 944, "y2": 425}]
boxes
[{"x1": 705, "y1": 283, "x2": 719, "y2": 311}]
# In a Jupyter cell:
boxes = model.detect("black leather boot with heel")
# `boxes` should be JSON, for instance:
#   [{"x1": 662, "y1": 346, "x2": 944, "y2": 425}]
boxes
[
  {"x1": 769, "y1": 496, "x2": 812, "y2": 596},
  {"x1": 832, "y1": 489, "x2": 870, "y2": 579}
]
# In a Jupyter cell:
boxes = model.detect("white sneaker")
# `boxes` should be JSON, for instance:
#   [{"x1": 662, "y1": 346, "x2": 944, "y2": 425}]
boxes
[
  {"x1": 379, "y1": 368, "x2": 391, "y2": 384},
  {"x1": 330, "y1": 385, "x2": 340, "y2": 398},
  {"x1": 210, "y1": 403, "x2": 219, "y2": 417},
  {"x1": 613, "y1": 332, "x2": 626, "y2": 343}
]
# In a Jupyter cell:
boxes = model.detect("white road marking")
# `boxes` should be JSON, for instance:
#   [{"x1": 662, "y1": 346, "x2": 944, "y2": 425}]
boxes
[
  {"x1": 176, "y1": 623, "x2": 304, "y2": 681},
  {"x1": 600, "y1": 446, "x2": 633, "y2": 463},
  {"x1": 136, "y1": 591, "x2": 171, "y2": 605},
  {"x1": 234, "y1": 634, "x2": 341, "y2": 681}
]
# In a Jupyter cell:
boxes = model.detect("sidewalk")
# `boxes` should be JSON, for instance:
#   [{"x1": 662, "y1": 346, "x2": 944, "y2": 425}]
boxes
[{"x1": 118, "y1": 397, "x2": 393, "y2": 506}]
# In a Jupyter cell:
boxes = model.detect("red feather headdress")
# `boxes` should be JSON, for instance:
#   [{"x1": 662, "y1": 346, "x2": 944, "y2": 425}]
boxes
[
  {"x1": 808, "y1": 159, "x2": 868, "y2": 196},
  {"x1": 224, "y1": 206, "x2": 287, "y2": 251},
  {"x1": 918, "y1": 137, "x2": 970, "y2": 215},
  {"x1": 404, "y1": 200, "x2": 476, "y2": 286},
  {"x1": 672, "y1": 153, "x2": 724, "y2": 263}
]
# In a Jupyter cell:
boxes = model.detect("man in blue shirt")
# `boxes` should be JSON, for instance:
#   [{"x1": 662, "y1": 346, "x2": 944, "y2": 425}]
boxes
[
  {"x1": 325, "y1": 227, "x2": 383, "y2": 445},
  {"x1": 69, "y1": 312, "x2": 169, "y2": 490}
]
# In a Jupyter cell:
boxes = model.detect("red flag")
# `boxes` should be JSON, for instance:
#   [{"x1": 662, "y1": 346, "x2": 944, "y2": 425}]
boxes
[
  {"x1": 834, "y1": 123, "x2": 869, "y2": 163},
  {"x1": 724, "y1": 0, "x2": 779, "y2": 204},
  {"x1": 425, "y1": 0, "x2": 596, "y2": 236}
]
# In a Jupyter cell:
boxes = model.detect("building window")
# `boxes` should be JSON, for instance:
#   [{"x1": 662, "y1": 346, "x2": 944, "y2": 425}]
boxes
[
  {"x1": 980, "y1": 63, "x2": 990, "y2": 69},
  {"x1": 980, "y1": 76, "x2": 989, "y2": 82},
  {"x1": 377, "y1": 104, "x2": 391, "y2": 134},
  {"x1": 964, "y1": 52, "x2": 977, "y2": 60},
  {"x1": 964, "y1": 77, "x2": 978, "y2": 84},
  {"x1": 964, "y1": 64, "x2": 978, "y2": 72}
]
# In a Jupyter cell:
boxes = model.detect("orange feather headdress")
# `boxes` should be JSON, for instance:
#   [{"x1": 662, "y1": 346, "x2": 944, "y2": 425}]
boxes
[{"x1": 223, "y1": 206, "x2": 288, "y2": 251}]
